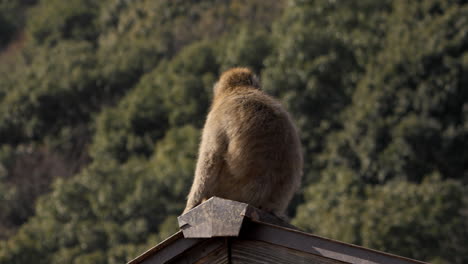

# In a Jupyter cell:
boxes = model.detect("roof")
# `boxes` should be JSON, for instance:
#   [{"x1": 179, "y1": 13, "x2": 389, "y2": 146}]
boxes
[{"x1": 128, "y1": 197, "x2": 428, "y2": 264}]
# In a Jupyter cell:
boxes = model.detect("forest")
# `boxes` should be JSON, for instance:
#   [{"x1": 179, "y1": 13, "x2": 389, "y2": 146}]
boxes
[{"x1": 0, "y1": 0, "x2": 467, "y2": 263}]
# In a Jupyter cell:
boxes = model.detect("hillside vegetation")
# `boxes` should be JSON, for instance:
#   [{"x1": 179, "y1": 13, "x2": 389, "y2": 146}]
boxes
[{"x1": 0, "y1": 0, "x2": 467, "y2": 263}]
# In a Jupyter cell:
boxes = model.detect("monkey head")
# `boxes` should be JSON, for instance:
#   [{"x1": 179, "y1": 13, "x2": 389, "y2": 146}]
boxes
[{"x1": 214, "y1": 67, "x2": 261, "y2": 97}]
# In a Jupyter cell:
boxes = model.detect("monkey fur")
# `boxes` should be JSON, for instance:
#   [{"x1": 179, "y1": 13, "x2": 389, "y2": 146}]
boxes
[{"x1": 184, "y1": 68, "x2": 303, "y2": 216}]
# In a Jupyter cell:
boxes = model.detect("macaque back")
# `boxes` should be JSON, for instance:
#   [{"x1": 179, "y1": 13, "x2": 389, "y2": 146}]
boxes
[{"x1": 184, "y1": 68, "x2": 303, "y2": 216}]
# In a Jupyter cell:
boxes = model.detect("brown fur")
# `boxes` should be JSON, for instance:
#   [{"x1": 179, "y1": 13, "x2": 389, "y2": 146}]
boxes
[{"x1": 184, "y1": 68, "x2": 303, "y2": 216}]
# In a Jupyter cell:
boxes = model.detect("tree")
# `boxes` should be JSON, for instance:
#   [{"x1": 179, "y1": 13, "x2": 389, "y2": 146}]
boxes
[
  {"x1": 261, "y1": 0, "x2": 390, "y2": 186},
  {"x1": 27, "y1": 0, "x2": 100, "y2": 45},
  {"x1": 295, "y1": 1, "x2": 468, "y2": 263},
  {"x1": 294, "y1": 173, "x2": 468, "y2": 263},
  {"x1": 219, "y1": 27, "x2": 273, "y2": 73},
  {"x1": 323, "y1": 0, "x2": 468, "y2": 183}
]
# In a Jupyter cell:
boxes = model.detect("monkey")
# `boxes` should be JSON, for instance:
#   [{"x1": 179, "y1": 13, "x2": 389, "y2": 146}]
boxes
[{"x1": 183, "y1": 67, "x2": 303, "y2": 217}]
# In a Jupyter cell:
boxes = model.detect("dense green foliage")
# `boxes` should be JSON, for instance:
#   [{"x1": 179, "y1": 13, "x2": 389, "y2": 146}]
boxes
[{"x1": 0, "y1": 0, "x2": 467, "y2": 263}]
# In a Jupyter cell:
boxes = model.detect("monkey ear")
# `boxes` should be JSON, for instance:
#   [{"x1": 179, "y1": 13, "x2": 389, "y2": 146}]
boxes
[
  {"x1": 250, "y1": 74, "x2": 261, "y2": 89},
  {"x1": 213, "y1": 81, "x2": 220, "y2": 96}
]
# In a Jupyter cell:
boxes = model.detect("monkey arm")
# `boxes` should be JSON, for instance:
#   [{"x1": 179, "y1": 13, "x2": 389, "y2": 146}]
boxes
[{"x1": 184, "y1": 126, "x2": 227, "y2": 213}]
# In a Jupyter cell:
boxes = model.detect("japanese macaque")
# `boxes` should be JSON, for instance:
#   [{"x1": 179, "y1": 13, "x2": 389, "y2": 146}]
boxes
[{"x1": 183, "y1": 68, "x2": 303, "y2": 217}]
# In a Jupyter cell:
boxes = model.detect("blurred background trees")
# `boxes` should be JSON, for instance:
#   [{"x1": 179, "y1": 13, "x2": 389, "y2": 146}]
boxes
[{"x1": 0, "y1": 0, "x2": 466, "y2": 263}]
